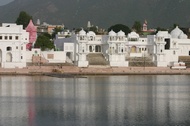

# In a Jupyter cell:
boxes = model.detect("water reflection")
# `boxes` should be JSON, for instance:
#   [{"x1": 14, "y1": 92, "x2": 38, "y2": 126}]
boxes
[{"x1": 0, "y1": 75, "x2": 190, "y2": 126}]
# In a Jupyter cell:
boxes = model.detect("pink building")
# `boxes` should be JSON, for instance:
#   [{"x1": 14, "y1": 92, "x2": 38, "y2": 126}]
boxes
[{"x1": 26, "y1": 20, "x2": 37, "y2": 50}]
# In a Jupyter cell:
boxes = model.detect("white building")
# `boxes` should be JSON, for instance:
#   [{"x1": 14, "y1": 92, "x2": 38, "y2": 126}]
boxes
[
  {"x1": 0, "y1": 23, "x2": 67, "y2": 68},
  {"x1": 126, "y1": 31, "x2": 149, "y2": 57},
  {"x1": 54, "y1": 27, "x2": 190, "y2": 68},
  {"x1": 0, "y1": 23, "x2": 28, "y2": 68},
  {"x1": 148, "y1": 26, "x2": 190, "y2": 67},
  {"x1": 1, "y1": 23, "x2": 190, "y2": 68}
]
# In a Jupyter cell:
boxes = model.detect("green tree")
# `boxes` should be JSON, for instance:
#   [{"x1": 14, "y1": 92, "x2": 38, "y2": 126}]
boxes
[
  {"x1": 156, "y1": 27, "x2": 167, "y2": 33},
  {"x1": 34, "y1": 35, "x2": 55, "y2": 51},
  {"x1": 52, "y1": 26, "x2": 64, "y2": 39},
  {"x1": 16, "y1": 11, "x2": 32, "y2": 29},
  {"x1": 132, "y1": 21, "x2": 142, "y2": 33},
  {"x1": 41, "y1": 32, "x2": 52, "y2": 39},
  {"x1": 87, "y1": 26, "x2": 98, "y2": 34},
  {"x1": 73, "y1": 28, "x2": 82, "y2": 34},
  {"x1": 108, "y1": 24, "x2": 131, "y2": 35}
]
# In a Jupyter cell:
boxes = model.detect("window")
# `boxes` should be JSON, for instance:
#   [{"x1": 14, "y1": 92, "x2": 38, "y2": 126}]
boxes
[
  {"x1": 15, "y1": 36, "x2": 19, "y2": 40},
  {"x1": 7, "y1": 47, "x2": 12, "y2": 51},
  {"x1": 16, "y1": 46, "x2": 18, "y2": 49},
  {"x1": 90, "y1": 36, "x2": 93, "y2": 41},
  {"x1": 21, "y1": 56, "x2": 23, "y2": 59},
  {"x1": 173, "y1": 51, "x2": 175, "y2": 55},
  {"x1": 0, "y1": 36, "x2": 2, "y2": 40},
  {"x1": 9, "y1": 36, "x2": 12, "y2": 40},
  {"x1": 47, "y1": 54, "x2": 54, "y2": 59},
  {"x1": 21, "y1": 46, "x2": 23, "y2": 50},
  {"x1": 5, "y1": 36, "x2": 8, "y2": 40}
]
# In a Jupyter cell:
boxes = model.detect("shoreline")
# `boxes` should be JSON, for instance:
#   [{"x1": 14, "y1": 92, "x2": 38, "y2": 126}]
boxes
[{"x1": 0, "y1": 65, "x2": 190, "y2": 76}]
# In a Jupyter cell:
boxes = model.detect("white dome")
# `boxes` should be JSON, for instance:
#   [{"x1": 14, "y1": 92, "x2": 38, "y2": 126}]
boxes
[
  {"x1": 128, "y1": 31, "x2": 139, "y2": 38},
  {"x1": 179, "y1": 33, "x2": 188, "y2": 39},
  {"x1": 87, "y1": 31, "x2": 96, "y2": 36},
  {"x1": 170, "y1": 26, "x2": 183, "y2": 38},
  {"x1": 117, "y1": 30, "x2": 125, "y2": 36},
  {"x1": 79, "y1": 29, "x2": 86, "y2": 36},
  {"x1": 109, "y1": 30, "x2": 116, "y2": 36}
]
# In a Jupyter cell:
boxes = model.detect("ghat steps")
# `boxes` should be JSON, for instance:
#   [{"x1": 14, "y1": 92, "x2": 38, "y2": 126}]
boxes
[
  {"x1": 87, "y1": 53, "x2": 109, "y2": 65},
  {"x1": 127, "y1": 57, "x2": 156, "y2": 67}
]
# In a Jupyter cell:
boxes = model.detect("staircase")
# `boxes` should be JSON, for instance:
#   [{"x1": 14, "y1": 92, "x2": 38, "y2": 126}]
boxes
[
  {"x1": 32, "y1": 56, "x2": 49, "y2": 64},
  {"x1": 127, "y1": 57, "x2": 155, "y2": 67},
  {"x1": 87, "y1": 53, "x2": 109, "y2": 65}
]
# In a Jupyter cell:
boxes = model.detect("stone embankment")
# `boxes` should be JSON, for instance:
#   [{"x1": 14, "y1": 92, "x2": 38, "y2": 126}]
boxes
[{"x1": 0, "y1": 65, "x2": 190, "y2": 76}]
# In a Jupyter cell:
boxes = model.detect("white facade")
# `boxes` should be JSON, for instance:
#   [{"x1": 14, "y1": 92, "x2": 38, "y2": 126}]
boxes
[
  {"x1": 0, "y1": 23, "x2": 68, "y2": 68},
  {"x1": 54, "y1": 27, "x2": 190, "y2": 68},
  {"x1": 26, "y1": 49, "x2": 66, "y2": 64},
  {"x1": 2, "y1": 23, "x2": 190, "y2": 68},
  {"x1": 107, "y1": 30, "x2": 128, "y2": 67},
  {"x1": 127, "y1": 31, "x2": 149, "y2": 57},
  {"x1": 0, "y1": 23, "x2": 28, "y2": 68},
  {"x1": 148, "y1": 26, "x2": 190, "y2": 67}
]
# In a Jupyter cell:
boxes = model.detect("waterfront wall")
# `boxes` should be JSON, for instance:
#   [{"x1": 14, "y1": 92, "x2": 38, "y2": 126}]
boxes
[{"x1": 1, "y1": 66, "x2": 190, "y2": 75}]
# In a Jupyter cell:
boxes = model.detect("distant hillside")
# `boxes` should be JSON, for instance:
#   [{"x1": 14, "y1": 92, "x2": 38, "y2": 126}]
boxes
[{"x1": 0, "y1": 0, "x2": 190, "y2": 29}]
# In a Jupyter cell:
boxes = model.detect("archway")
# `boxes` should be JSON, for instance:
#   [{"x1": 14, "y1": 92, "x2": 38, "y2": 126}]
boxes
[
  {"x1": 89, "y1": 46, "x2": 93, "y2": 52},
  {"x1": 131, "y1": 46, "x2": 137, "y2": 53},
  {"x1": 66, "y1": 52, "x2": 73, "y2": 63},
  {"x1": 6, "y1": 52, "x2": 12, "y2": 62},
  {"x1": 95, "y1": 45, "x2": 101, "y2": 52}
]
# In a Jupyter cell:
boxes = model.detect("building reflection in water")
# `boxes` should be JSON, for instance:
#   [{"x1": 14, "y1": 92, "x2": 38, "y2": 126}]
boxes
[{"x1": 0, "y1": 75, "x2": 190, "y2": 125}]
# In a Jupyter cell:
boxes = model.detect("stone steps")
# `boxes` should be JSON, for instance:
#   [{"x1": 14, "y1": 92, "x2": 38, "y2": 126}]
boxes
[
  {"x1": 87, "y1": 53, "x2": 109, "y2": 65},
  {"x1": 127, "y1": 57, "x2": 156, "y2": 67}
]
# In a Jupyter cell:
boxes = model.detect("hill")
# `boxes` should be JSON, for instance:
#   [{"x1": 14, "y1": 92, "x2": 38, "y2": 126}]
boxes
[{"x1": 0, "y1": 0, "x2": 190, "y2": 29}]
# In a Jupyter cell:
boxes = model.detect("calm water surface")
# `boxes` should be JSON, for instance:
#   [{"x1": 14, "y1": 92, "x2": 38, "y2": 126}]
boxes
[{"x1": 0, "y1": 75, "x2": 190, "y2": 126}]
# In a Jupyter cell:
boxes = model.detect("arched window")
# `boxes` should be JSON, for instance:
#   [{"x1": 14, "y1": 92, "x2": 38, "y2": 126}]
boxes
[
  {"x1": 89, "y1": 46, "x2": 93, "y2": 52},
  {"x1": 131, "y1": 46, "x2": 137, "y2": 53},
  {"x1": 90, "y1": 36, "x2": 93, "y2": 41},
  {"x1": 95, "y1": 45, "x2": 101, "y2": 52}
]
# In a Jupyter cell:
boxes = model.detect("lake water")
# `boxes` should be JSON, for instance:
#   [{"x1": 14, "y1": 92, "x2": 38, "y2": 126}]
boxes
[{"x1": 0, "y1": 75, "x2": 190, "y2": 126}]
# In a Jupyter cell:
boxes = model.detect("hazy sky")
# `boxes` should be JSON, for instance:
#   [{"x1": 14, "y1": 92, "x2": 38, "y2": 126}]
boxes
[{"x1": 0, "y1": 0, "x2": 14, "y2": 6}]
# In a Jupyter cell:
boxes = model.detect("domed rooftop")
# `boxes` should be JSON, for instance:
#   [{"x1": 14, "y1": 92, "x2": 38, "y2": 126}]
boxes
[
  {"x1": 79, "y1": 29, "x2": 86, "y2": 36},
  {"x1": 108, "y1": 30, "x2": 116, "y2": 36},
  {"x1": 170, "y1": 26, "x2": 184, "y2": 39},
  {"x1": 179, "y1": 33, "x2": 188, "y2": 39},
  {"x1": 128, "y1": 31, "x2": 139, "y2": 38},
  {"x1": 87, "y1": 31, "x2": 96, "y2": 36},
  {"x1": 117, "y1": 30, "x2": 125, "y2": 36}
]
